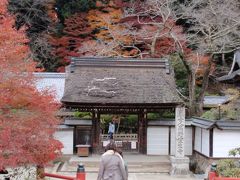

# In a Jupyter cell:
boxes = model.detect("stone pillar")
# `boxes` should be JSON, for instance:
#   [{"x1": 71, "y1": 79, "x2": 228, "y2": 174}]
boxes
[{"x1": 170, "y1": 105, "x2": 190, "y2": 176}]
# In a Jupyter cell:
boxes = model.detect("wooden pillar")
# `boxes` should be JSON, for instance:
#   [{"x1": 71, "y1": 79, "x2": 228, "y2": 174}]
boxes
[
  {"x1": 91, "y1": 110, "x2": 100, "y2": 152},
  {"x1": 138, "y1": 110, "x2": 147, "y2": 154},
  {"x1": 142, "y1": 110, "x2": 147, "y2": 154},
  {"x1": 138, "y1": 113, "x2": 142, "y2": 153},
  {"x1": 138, "y1": 113, "x2": 141, "y2": 153},
  {"x1": 91, "y1": 111, "x2": 97, "y2": 150},
  {"x1": 96, "y1": 112, "x2": 100, "y2": 145}
]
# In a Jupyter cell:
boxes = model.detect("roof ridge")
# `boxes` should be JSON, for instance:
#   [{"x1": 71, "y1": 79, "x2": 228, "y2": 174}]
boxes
[
  {"x1": 34, "y1": 72, "x2": 65, "y2": 78},
  {"x1": 70, "y1": 58, "x2": 171, "y2": 74}
]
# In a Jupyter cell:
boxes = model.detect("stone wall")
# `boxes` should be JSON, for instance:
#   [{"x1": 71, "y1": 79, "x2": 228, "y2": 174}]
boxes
[{"x1": 191, "y1": 152, "x2": 214, "y2": 174}]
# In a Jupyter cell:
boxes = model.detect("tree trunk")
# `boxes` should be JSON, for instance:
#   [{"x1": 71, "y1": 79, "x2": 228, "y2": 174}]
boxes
[
  {"x1": 178, "y1": 52, "x2": 198, "y2": 116},
  {"x1": 150, "y1": 27, "x2": 161, "y2": 56},
  {"x1": 196, "y1": 56, "x2": 213, "y2": 116},
  {"x1": 222, "y1": 53, "x2": 227, "y2": 66},
  {"x1": 36, "y1": 165, "x2": 45, "y2": 180},
  {"x1": 179, "y1": 52, "x2": 213, "y2": 116},
  {"x1": 188, "y1": 71, "x2": 197, "y2": 116}
]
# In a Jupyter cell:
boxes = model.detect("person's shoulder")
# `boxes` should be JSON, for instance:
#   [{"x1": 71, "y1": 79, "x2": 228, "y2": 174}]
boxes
[
  {"x1": 100, "y1": 154, "x2": 108, "y2": 161},
  {"x1": 113, "y1": 152, "x2": 122, "y2": 159}
]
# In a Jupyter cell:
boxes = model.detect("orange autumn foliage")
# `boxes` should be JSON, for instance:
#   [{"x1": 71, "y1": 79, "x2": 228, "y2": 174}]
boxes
[
  {"x1": 0, "y1": 0, "x2": 62, "y2": 168},
  {"x1": 50, "y1": 0, "x2": 138, "y2": 60},
  {"x1": 46, "y1": 0, "x2": 58, "y2": 23},
  {"x1": 87, "y1": 1, "x2": 138, "y2": 57},
  {"x1": 49, "y1": 13, "x2": 93, "y2": 71},
  {"x1": 120, "y1": 14, "x2": 188, "y2": 58},
  {"x1": 49, "y1": 0, "x2": 189, "y2": 65},
  {"x1": 0, "y1": 1, "x2": 32, "y2": 73},
  {"x1": 185, "y1": 53, "x2": 215, "y2": 84}
]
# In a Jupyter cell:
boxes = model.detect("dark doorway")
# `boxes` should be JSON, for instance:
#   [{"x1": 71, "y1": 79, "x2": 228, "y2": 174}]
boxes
[{"x1": 74, "y1": 126, "x2": 92, "y2": 153}]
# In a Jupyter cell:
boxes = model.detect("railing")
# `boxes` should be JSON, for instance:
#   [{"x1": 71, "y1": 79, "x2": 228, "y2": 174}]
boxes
[
  {"x1": 100, "y1": 134, "x2": 138, "y2": 141},
  {"x1": 209, "y1": 171, "x2": 240, "y2": 180},
  {"x1": 43, "y1": 164, "x2": 85, "y2": 180},
  {"x1": 208, "y1": 163, "x2": 240, "y2": 180},
  {"x1": 43, "y1": 173, "x2": 75, "y2": 180}
]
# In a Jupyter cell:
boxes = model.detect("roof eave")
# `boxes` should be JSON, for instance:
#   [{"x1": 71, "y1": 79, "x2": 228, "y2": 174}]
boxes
[{"x1": 61, "y1": 102, "x2": 183, "y2": 108}]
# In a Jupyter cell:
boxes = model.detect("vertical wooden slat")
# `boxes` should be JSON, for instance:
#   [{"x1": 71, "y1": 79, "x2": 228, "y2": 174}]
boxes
[
  {"x1": 169, "y1": 126, "x2": 171, "y2": 155},
  {"x1": 96, "y1": 112, "x2": 101, "y2": 146},
  {"x1": 91, "y1": 111, "x2": 96, "y2": 151},
  {"x1": 209, "y1": 129, "x2": 213, "y2": 157}
]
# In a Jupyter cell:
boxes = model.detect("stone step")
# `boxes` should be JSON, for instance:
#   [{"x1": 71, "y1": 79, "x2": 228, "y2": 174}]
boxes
[
  {"x1": 58, "y1": 154, "x2": 171, "y2": 173},
  {"x1": 60, "y1": 161, "x2": 171, "y2": 173}
]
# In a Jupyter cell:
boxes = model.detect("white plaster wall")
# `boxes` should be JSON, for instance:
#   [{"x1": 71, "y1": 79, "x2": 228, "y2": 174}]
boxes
[
  {"x1": 213, "y1": 129, "x2": 240, "y2": 157},
  {"x1": 54, "y1": 129, "x2": 74, "y2": 154},
  {"x1": 194, "y1": 127, "x2": 202, "y2": 153},
  {"x1": 147, "y1": 127, "x2": 169, "y2": 155},
  {"x1": 170, "y1": 127, "x2": 193, "y2": 156},
  {"x1": 201, "y1": 129, "x2": 210, "y2": 157},
  {"x1": 34, "y1": 73, "x2": 65, "y2": 102}
]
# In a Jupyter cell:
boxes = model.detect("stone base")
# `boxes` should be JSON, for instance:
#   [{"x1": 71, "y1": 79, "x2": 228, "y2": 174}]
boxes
[{"x1": 170, "y1": 156, "x2": 191, "y2": 177}]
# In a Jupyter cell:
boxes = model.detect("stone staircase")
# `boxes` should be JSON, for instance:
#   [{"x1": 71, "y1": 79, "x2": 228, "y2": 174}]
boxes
[{"x1": 57, "y1": 154, "x2": 171, "y2": 173}]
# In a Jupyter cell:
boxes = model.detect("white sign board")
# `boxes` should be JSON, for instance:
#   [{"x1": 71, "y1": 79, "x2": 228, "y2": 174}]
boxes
[{"x1": 131, "y1": 141, "x2": 137, "y2": 149}]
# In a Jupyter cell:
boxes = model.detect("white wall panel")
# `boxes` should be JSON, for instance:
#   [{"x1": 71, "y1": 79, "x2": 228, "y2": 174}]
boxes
[
  {"x1": 213, "y1": 129, "x2": 240, "y2": 157},
  {"x1": 147, "y1": 127, "x2": 169, "y2": 155},
  {"x1": 201, "y1": 129, "x2": 209, "y2": 157},
  {"x1": 54, "y1": 129, "x2": 74, "y2": 154},
  {"x1": 194, "y1": 127, "x2": 202, "y2": 152}
]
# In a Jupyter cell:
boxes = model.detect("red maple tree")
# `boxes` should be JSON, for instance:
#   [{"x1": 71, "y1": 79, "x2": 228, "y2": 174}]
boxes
[
  {"x1": 0, "y1": 0, "x2": 62, "y2": 170},
  {"x1": 49, "y1": 12, "x2": 93, "y2": 72}
]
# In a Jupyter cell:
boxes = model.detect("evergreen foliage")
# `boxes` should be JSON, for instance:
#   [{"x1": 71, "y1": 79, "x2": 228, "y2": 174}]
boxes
[
  {"x1": 100, "y1": 114, "x2": 138, "y2": 133},
  {"x1": 55, "y1": 0, "x2": 96, "y2": 21},
  {"x1": 170, "y1": 54, "x2": 188, "y2": 96},
  {"x1": 8, "y1": 0, "x2": 50, "y2": 35},
  {"x1": 73, "y1": 111, "x2": 92, "y2": 119}
]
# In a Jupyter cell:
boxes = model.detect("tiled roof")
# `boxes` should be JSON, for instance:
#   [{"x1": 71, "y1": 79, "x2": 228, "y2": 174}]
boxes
[
  {"x1": 34, "y1": 72, "x2": 65, "y2": 78},
  {"x1": 148, "y1": 119, "x2": 192, "y2": 126},
  {"x1": 192, "y1": 117, "x2": 240, "y2": 130},
  {"x1": 191, "y1": 117, "x2": 216, "y2": 129},
  {"x1": 204, "y1": 96, "x2": 230, "y2": 108},
  {"x1": 64, "y1": 118, "x2": 92, "y2": 125}
]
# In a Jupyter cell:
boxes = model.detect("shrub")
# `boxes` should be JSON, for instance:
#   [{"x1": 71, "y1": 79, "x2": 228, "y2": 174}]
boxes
[
  {"x1": 73, "y1": 111, "x2": 92, "y2": 119},
  {"x1": 229, "y1": 147, "x2": 240, "y2": 157},
  {"x1": 216, "y1": 159, "x2": 240, "y2": 178}
]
